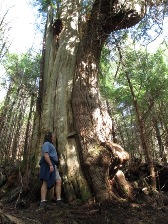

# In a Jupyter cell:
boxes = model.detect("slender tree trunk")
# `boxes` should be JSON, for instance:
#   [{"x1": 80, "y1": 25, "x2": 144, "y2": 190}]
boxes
[
  {"x1": 23, "y1": 95, "x2": 36, "y2": 165},
  {"x1": 146, "y1": 97, "x2": 166, "y2": 163},
  {"x1": 115, "y1": 43, "x2": 156, "y2": 190},
  {"x1": 152, "y1": 116, "x2": 166, "y2": 161},
  {"x1": 126, "y1": 71, "x2": 156, "y2": 189}
]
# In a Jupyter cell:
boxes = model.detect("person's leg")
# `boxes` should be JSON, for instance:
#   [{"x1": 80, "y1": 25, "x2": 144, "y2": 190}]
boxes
[
  {"x1": 51, "y1": 169, "x2": 61, "y2": 201},
  {"x1": 55, "y1": 178, "x2": 62, "y2": 200},
  {"x1": 40, "y1": 180, "x2": 50, "y2": 209},
  {"x1": 41, "y1": 180, "x2": 48, "y2": 201},
  {"x1": 54, "y1": 169, "x2": 67, "y2": 207}
]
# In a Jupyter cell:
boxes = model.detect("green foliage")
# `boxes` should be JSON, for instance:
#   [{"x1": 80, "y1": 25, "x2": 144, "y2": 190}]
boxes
[
  {"x1": 99, "y1": 46, "x2": 115, "y2": 99},
  {"x1": 130, "y1": 5, "x2": 166, "y2": 45},
  {"x1": 99, "y1": 42, "x2": 168, "y2": 158},
  {"x1": 32, "y1": 0, "x2": 58, "y2": 13},
  {"x1": 2, "y1": 52, "x2": 41, "y2": 97},
  {"x1": 0, "y1": 51, "x2": 41, "y2": 165}
]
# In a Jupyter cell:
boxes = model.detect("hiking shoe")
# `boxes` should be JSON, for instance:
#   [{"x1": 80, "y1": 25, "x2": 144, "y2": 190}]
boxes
[
  {"x1": 56, "y1": 200, "x2": 68, "y2": 208},
  {"x1": 39, "y1": 201, "x2": 53, "y2": 210}
]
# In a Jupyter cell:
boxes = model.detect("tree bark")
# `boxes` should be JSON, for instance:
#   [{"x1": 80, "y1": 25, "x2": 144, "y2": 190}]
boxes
[{"x1": 32, "y1": 0, "x2": 156, "y2": 202}]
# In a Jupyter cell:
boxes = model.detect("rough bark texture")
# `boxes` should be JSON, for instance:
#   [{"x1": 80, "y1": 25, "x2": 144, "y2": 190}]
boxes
[
  {"x1": 32, "y1": 3, "x2": 91, "y2": 202},
  {"x1": 32, "y1": 0, "x2": 152, "y2": 202},
  {"x1": 71, "y1": 0, "x2": 146, "y2": 201}
]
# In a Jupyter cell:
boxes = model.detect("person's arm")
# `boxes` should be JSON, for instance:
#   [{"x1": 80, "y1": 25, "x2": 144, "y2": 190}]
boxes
[{"x1": 44, "y1": 152, "x2": 54, "y2": 173}]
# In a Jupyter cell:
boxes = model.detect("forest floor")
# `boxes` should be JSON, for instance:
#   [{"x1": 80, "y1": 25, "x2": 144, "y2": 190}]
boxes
[
  {"x1": 1, "y1": 161, "x2": 168, "y2": 224},
  {"x1": 1, "y1": 198, "x2": 168, "y2": 224}
]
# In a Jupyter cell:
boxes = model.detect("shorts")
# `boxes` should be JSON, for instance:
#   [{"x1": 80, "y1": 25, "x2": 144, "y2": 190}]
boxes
[{"x1": 55, "y1": 166, "x2": 61, "y2": 180}]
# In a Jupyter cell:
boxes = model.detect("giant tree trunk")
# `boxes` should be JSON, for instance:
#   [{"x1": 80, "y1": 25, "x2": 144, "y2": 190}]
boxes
[{"x1": 32, "y1": 0, "x2": 152, "y2": 202}]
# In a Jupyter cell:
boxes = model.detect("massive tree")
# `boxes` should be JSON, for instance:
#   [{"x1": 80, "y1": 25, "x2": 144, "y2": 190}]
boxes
[{"x1": 32, "y1": 0, "x2": 165, "y2": 202}]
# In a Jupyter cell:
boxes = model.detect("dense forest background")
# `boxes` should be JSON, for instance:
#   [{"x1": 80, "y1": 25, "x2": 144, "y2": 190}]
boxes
[{"x1": 1, "y1": 0, "x2": 168, "y2": 223}]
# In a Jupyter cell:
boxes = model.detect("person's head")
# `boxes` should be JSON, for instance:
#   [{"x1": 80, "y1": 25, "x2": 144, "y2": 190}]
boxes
[{"x1": 44, "y1": 131, "x2": 53, "y2": 143}]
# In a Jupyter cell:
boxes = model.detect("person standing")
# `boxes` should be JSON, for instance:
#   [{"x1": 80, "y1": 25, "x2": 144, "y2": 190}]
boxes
[{"x1": 39, "y1": 131, "x2": 66, "y2": 209}]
